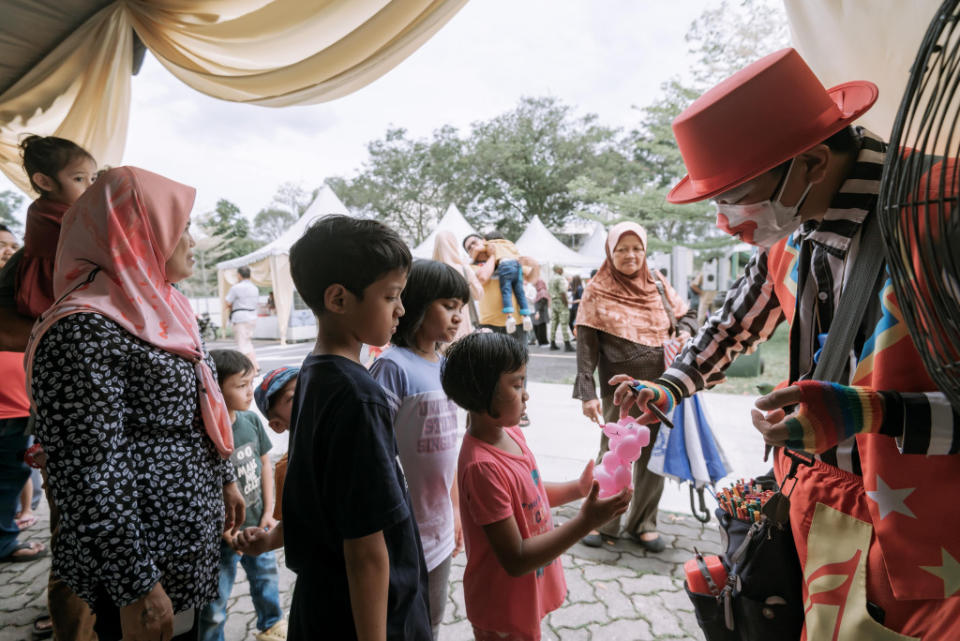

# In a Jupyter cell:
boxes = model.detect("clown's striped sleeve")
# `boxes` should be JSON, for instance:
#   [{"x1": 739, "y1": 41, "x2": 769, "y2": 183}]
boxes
[
  {"x1": 657, "y1": 249, "x2": 786, "y2": 401},
  {"x1": 878, "y1": 390, "x2": 960, "y2": 454}
]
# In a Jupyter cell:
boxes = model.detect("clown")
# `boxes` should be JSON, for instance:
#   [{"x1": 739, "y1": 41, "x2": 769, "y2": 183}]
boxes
[{"x1": 611, "y1": 48, "x2": 960, "y2": 639}]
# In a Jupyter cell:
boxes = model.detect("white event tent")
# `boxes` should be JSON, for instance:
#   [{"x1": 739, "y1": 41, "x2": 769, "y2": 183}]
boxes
[
  {"x1": 578, "y1": 222, "x2": 607, "y2": 263},
  {"x1": 412, "y1": 204, "x2": 478, "y2": 259},
  {"x1": 217, "y1": 185, "x2": 349, "y2": 344},
  {"x1": 515, "y1": 216, "x2": 601, "y2": 270}
]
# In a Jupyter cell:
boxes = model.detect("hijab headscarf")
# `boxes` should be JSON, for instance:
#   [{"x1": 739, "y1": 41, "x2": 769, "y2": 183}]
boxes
[
  {"x1": 576, "y1": 221, "x2": 689, "y2": 346},
  {"x1": 535, "y1": 279, "x2": 549, "y2": 303},
  {"x1": 25, "y1": 166, "x2": 234, "y2": 457}
]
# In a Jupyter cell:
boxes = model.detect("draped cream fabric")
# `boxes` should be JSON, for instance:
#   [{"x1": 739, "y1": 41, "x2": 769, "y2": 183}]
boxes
[
  {"x1": 785, "y1": 0, "x2": 941, "y2": 140},
  {"x1": 0, "y1": 0, "x2": 468, "y2": 192}
]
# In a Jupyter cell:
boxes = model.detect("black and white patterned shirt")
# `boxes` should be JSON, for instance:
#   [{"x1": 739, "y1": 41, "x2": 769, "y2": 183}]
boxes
[
  {"x1": 32, "y1": 313, "x2": 235, "y2": 611},
  {"x1": 659, "y1": 128, "x2": 959, "y2": 473}
]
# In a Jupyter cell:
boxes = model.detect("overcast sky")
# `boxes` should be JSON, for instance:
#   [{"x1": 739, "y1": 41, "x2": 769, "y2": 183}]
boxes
[{"x1": 2, "y1": 0, "x2": 716, "y2": 225}]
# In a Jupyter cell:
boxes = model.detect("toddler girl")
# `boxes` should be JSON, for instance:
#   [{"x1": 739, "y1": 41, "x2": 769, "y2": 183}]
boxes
[
  {"x1": 17, "y1": 135, "x2": 96, "y2": 317},
  {"x1": 441, "y1": 332, "x2": 631, "y2": 641},
  {"x1": 369, "y1": 259, "x2": 469, "y2": 640}
]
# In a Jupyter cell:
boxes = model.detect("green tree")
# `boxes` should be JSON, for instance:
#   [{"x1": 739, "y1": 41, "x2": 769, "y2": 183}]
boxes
[
  {"x1": 252, "y1": 207, "x2": 297, "y2": 242},
  {"x1": 685, "y1": 0, "x2": 790, "y2": 89},
  {"x1": 575, "y1": 0, "x2": 790, "y2": 250},
  {"x1": 199, "y1": 198, "x2": 261, "y2": 265},
  {"x1": 271, "y1": 182, "x2": 312, "y2": 217},
  {"x1": 328, "y1": 125, "x2": 476, "y2": 243},
  {"x1": 467, "y1": 96, "x2": 628, "y2": 238},
  {"x1": 0, "y1": 190, "x2": 24, "y2": 232}
]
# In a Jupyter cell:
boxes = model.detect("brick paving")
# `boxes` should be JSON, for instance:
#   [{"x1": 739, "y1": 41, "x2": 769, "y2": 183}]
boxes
[{"x1": 0, "y1": 498, "x2": 719, "y2": 641}]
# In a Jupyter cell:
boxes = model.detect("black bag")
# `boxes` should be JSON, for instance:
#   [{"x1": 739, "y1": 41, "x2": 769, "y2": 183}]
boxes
[{"x1": 686, "y1": 471, "x2": 805, "y2": 641}]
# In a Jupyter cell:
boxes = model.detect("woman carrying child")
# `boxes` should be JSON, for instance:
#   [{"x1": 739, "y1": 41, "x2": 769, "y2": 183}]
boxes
[
  {"x1": 441, "y1": 333, "x2": 632, "y2": 641},
  {"x1": 26, "y1": 167, "x2": 245, "y2": 641},
  {"x1": 369, "y1": 260, "x2": 468, "y2": 639},
  {"x1": 1, "y1": 135, "x2": 98, "y2": 640}
]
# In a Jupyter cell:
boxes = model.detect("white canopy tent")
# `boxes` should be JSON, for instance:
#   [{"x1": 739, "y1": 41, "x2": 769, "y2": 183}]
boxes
[
  {"x1": 578, "y1": 222, "x2": 607, "y2": 263},
  {"x1": 216, "y1": 185, "x2": 349, "y2": 344},
  {"x1": 412, "y1": 204, "x2": 478, "y2": 259},
  {"x1": 515, "y1": 216, "x2": 601, "y2": 269}
]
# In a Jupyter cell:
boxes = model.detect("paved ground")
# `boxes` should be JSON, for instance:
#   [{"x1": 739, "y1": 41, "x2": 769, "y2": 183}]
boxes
[
  {"x1": 1, "y1": 338, "x2": 776, "y2": 641},
  {"x1": 0, "y1": 495, "x2": 722, "y2": 641}
]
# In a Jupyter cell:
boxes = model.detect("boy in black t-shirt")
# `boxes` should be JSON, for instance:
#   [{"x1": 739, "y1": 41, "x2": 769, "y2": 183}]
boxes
[
  {"x1": 284, "y1": 215, "x2": 431, "y2": 640},
  {"x1": 201, "y1": 350, "x2": 286, "y2": 641}
]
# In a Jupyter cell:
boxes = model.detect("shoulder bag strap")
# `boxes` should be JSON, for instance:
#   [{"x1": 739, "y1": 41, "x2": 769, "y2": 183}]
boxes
[
  {"x1": 655, "y1": 277, "x2": 677, "y2": 337},
  {"x1": 812, "y1": 211, "x2": 886, "y2": 383}
]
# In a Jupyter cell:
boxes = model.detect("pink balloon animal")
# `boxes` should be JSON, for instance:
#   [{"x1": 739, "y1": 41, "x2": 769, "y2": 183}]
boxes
[{"x1": 595, "y1": 417, "x2": 651, "y2": 498}]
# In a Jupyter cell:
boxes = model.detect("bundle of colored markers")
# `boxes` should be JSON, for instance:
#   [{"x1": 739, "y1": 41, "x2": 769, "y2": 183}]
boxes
[{"x1": 716, "y1": 478, "x2": 776, "y2": 523}]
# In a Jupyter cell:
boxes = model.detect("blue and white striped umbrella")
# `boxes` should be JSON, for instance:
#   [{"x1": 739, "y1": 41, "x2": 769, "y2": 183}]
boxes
[{"x1": 648, "y1": 393, "x2": 730, "y2": 488}]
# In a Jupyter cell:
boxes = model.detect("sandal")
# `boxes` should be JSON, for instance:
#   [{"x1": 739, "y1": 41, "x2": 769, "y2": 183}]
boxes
[
  {"x1": 626, "y1": 532, "x2": 667, "y2": 553},
  {"x1": 581, "y1": 532, "x2": 618, "y2": 548},
  {"x1": 0, "y1": 541, "x2": 48, "y2": 563},
  {"x1": 32, "y1": 614, "x2": 53, "y2": 640}
]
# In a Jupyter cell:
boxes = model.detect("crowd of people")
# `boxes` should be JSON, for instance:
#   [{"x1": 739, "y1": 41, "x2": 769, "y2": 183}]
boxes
[{"x1": 0, "y1": 44, "x2": 958, "y2": 641}]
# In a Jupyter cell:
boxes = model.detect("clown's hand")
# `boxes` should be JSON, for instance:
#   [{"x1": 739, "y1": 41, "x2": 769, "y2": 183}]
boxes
[
  {"x1": 752, "y1": 381, "x2": 884, "y2": 454},
  {"x1": 608, "y1": 376, "x2": 677, "y2": 424}
]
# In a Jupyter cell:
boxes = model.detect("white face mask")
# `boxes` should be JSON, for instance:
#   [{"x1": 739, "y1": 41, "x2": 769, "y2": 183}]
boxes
[{"x1": 714, "y1": 159, "x2": 813, "y2": 248}]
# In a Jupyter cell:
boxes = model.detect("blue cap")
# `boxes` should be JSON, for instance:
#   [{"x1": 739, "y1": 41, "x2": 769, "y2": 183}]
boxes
[{"x1": 254, "y1": 366, "x2": 300, "y2": 416}]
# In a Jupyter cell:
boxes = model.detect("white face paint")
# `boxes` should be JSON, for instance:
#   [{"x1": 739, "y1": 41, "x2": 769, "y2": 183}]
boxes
[{"x1": 714, "y1": 159, "x2": 812, "y2": 248}]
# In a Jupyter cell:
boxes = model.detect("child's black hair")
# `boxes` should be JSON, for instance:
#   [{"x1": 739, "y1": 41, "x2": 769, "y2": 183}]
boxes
[
  {"x1": 462, "y1": 233, "x2": 482, "y2": 251},
  {"x1": 441, "y1": 333, "x2": 528, "y2": 414},
  {"x1": 393, "y1": 260, "x2": 470, "y2": 348},
  {"x1": 19, "y1": 135, "x2": 94, "y2": 196},
  {"x1": 290, "y1": 215, "x2": 411, "y2": 314},
  {"x1": 210, "y1": 349, "x2": 255, "y2": 386}
]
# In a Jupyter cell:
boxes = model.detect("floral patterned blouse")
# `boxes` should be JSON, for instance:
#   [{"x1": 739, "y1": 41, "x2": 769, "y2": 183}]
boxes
[{"x1": 32, "y1": 313, "x2": 234, "y2": 611}]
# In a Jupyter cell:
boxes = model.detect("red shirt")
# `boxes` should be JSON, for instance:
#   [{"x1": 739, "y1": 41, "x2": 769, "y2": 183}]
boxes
[
  {"x1": 0, "y1": 351, "x2": 29, "y2": 418},
  {"x1": 457, "y1": 427, "x2": 566, "y2": 641},
  {"x1": 16, "y1": 198, "x2": 68, "y2": 318}
]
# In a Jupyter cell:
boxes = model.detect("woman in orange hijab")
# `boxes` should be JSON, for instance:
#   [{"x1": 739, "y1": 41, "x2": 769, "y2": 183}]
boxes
[
  {"x1": 26, "y1": 167, "x2": 245, "y2": 641},
  {"x1": 573, "y1": 222, "x2": 696, "y2": 551}
]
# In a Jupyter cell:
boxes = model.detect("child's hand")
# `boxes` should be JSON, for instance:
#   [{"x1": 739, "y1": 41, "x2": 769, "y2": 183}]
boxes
[
  {"x1": 579, "y1": 481, "x2": 631, "y2": 529},
  {"x1": 577, "y1": 460, "x2": 595, "y2": 498},
  {"x1": 222, "y1": 531, "x2": 242, "y2": 555},
  {"x1": 259, "y1": 514, "x2": 279, "y2": 532},
  {"x1": 453, "y1": 510, "x2": 464, "y2": 558},
  {"x1": 235, "y1": 527, "x2": 271, "y2": 557}
]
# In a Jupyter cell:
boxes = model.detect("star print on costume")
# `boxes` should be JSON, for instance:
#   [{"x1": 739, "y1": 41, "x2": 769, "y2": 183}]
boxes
[
  {"x1": 920, "y1": 548, "x2": 960, "y2": 598},
  {"x1": 865, "y1": 475, "x2": 916, "y2": 519}
]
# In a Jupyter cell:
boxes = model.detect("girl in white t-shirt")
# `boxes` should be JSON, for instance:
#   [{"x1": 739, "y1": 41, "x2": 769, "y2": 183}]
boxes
[{"x1": 369, "y1": 259, "x2": 470, "y2": 639}]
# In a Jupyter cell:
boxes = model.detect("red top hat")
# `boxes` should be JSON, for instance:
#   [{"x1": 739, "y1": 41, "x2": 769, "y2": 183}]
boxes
[{"x1": 667, "y1": 48, "x2": 878, "y2": 204}]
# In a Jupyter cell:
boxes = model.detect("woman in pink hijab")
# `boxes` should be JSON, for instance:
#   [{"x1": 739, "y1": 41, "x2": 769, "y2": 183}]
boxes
[{"x1": 26, "y1": 167, "x2": 245, "y2": 641}]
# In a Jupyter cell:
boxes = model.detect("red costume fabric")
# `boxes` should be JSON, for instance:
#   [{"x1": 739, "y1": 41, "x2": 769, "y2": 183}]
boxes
[{"x1": 767, "y1": 239, "x2": 960, "y2": 639}]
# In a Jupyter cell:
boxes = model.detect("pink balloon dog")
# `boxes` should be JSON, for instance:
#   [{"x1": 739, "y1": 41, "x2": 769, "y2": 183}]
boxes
[{"x1": 595, "y1": 417, "x2": 651, "y2": 498}]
